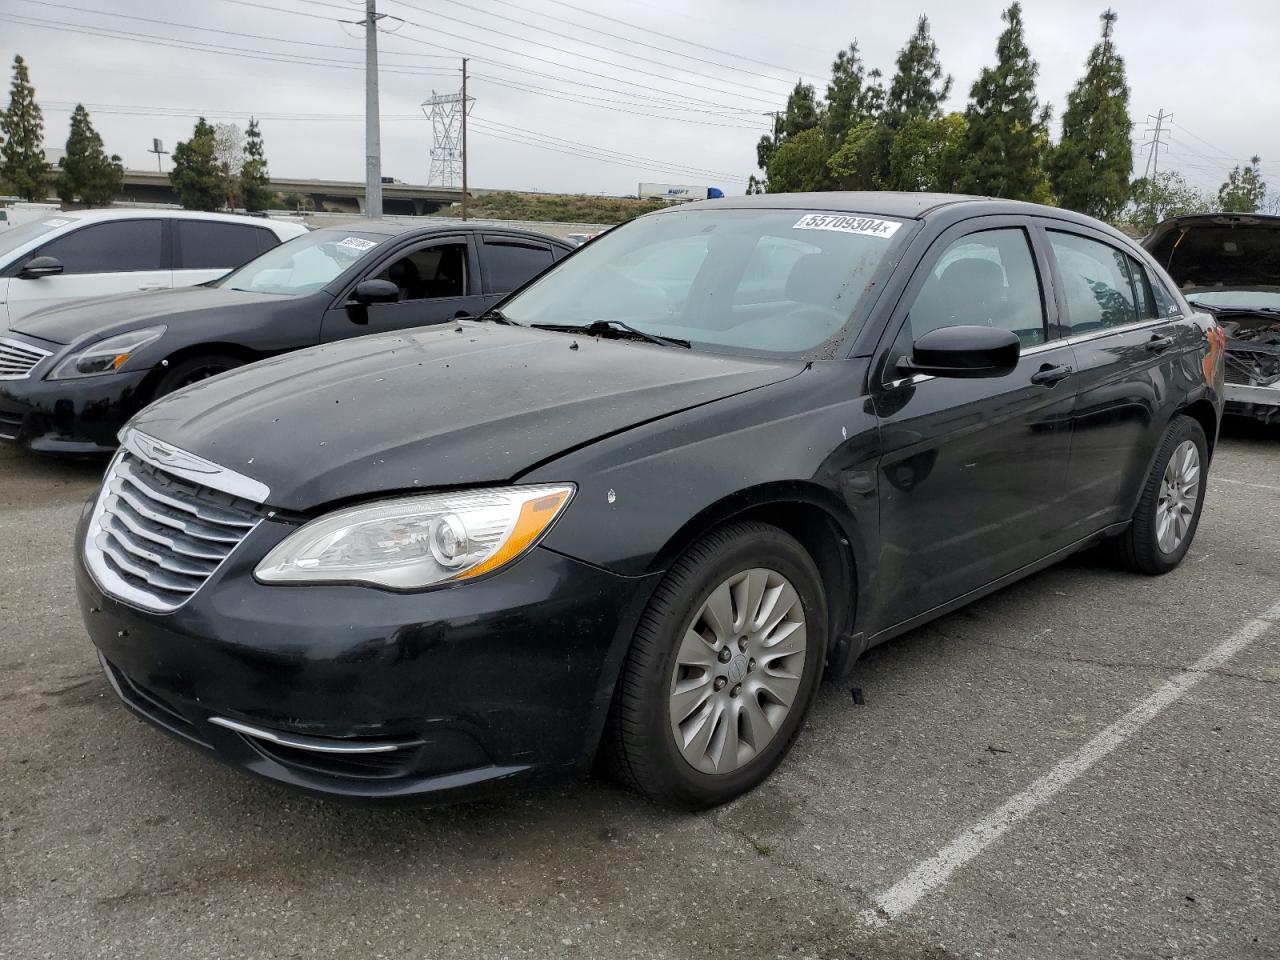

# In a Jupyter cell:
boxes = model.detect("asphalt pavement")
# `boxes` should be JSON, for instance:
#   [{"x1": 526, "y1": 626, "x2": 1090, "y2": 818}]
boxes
[{"x1": 2, "y1": 420, "x2": 1277, "y2": 960}]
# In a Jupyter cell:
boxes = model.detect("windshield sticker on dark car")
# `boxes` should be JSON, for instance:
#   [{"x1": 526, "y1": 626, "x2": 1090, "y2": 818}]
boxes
[
  {"x1": 793, "y1": 214, "x2": 902, "y2": 238},
  {"x1": 337, "y1": 236, "x2": 378, "y2": 252}
]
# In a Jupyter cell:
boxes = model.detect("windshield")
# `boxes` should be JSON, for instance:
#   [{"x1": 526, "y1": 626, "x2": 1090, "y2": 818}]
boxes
[
  {"x1": 215, "y1": 229, "x2": 386, "y2": 296},
  {"x1": 499, "y1": 207, "x2": 911, "y2": 358},
  {"x1": 1185, "y1": 288, "x2": 1280, "y2": 311},
  {"x1": 0, "y1": 215, "x2": 78, "y2": 259}
]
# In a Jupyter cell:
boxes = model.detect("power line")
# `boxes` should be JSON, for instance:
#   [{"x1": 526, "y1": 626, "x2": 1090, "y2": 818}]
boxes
[
  {"x1": 528, "y1": 0, "x2": 824, "y2": 82},
  {"x1": 382, "y1": 0, "x2": 780, "y2": 107},
  {"x1": 420, "y1": 0, "x2": 800, "y2": 93}
]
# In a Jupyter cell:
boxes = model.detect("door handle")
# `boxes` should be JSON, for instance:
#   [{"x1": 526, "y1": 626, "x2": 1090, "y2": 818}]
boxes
[
  {"x1": 1145, "y1": 335, "x2": 1174, "y2": 352},
  {"x1": 1030, "y1": 363, "x2": 1073, "y2": 386}
]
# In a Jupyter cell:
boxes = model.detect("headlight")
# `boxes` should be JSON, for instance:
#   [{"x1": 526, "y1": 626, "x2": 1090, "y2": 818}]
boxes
[
  {"x1": 48, "y1": 326, "x2": 167, "y2": 380},
  {"x1": 255, "y1": 484, "x2": 574, "y2": 589}
]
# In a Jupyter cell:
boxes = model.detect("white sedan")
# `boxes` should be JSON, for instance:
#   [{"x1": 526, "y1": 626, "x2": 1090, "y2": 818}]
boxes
[{"x1": 0, "y1": 209, "x2": 306, "y2": 329}]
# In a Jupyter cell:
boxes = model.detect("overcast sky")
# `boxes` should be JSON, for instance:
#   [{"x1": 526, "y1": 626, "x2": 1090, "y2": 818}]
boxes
[{"x1": 4, "y1": 0, "x2": 1278, "y2": 198}]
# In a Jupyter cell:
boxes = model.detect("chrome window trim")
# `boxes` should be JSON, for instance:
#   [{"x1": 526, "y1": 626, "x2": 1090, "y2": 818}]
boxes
[
  {"x1": 0, "y1": 336, "x2": 53, "y2": 381},
  {"x1": 122, "y1": 428, "x2": 270, "y2": 503},
  {"x1": 1060, "y1": 315, "x2": 1173, "y2": 347}
]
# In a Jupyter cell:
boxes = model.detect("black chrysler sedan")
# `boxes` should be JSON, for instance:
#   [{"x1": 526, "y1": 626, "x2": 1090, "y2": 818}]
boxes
[
  {"x1": 0, "y1": 222, "x2": 572, "y2": 454},
  {"x1": 76, "y1": 193, "x2": 1224, "y2": 810}
]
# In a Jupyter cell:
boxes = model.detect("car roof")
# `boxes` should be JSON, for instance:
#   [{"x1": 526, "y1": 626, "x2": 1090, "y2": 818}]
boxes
[
  {"x1": 309, "y1": 220, "x2": 573, "y2": 246},
  {"x1": 678, "y1": 190, "x2": 1113, "y2": 227},
  {"x1": 43, "y1": 208, "x2": 294, "y2": 227}
]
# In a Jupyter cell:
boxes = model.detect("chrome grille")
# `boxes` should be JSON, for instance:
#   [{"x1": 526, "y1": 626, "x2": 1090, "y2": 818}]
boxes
[
  {"x1": 0, "y1": 337, "x2": 51, "y2": 380},
  {"x1": 85, "y1": 435, "x2": 267, "y2": 612}
]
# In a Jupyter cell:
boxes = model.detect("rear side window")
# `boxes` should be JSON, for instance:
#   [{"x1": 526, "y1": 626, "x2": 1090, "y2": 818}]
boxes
[
  {"x1": 1048, "y1": 231, "x2": 1137, "y2": 333},
  {"x1": 36, "y1": 220, "x2": 164, "y2": 274},
  {"x1": 908, "y1": 227, "x2": 1046, "y2": 347},
  {"x1": 176, "y1": 221, "x2": 270, "y2": 270},
  {"x1": 483, "y1": 239, "x2": 554, "y2": 292}
]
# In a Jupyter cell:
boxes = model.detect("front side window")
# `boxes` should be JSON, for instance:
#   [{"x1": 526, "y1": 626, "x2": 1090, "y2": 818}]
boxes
[
  {"x1": 176, "y1": 221, "x2": 268, "y2": 270},
  {"x1": 1049, "y1": 231, "x2": 1138, "y2": 333},
  {"x1": 373, "y1": 243, "x2": 467, "y2": 301},
  {"x1": 36, "y1": 220, "x2": 164, "y2": 274},
  {"x1": 498, "y1": 208, "x2": 912, "y2": 358},
  {"x1": 216, "y1": 230, "x2": 386, "y2": 296},
  {"x1": 909, "y1": 228, "x2": 1046, "y2": 347}
]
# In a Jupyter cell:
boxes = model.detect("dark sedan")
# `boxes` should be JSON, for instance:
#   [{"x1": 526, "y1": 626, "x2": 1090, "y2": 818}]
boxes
[
  {"x1": 0, "y1": 222, "x2": 573, "y2": 454},
  {"x1": 76, "y1": 193, "x2": 1223, "y2": 810}
]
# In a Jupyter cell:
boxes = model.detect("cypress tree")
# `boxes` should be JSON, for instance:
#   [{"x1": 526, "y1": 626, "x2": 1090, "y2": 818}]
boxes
[
  {"x1": 823, "y1": 42, "x2": 884, "y2": 145},
  {"x1": 0, "y1": 55, "x2": 47, "y2": 202},
  {"x1": 882, "y1": 16, "x2": 952, "y2": 129},
  {"x1": 1050, "y1": 10, "x2": 1133, "y2": 219},
  {"x1": 56, "y1": 104, "x2": 123, "y2": 207},
  {"x1": 955, "y1": 3, "x2": 1052, "y2": 201},
  {"x1": 169, "y1": 117, "x2": 222, "y2": 211},
  {"x1": 239, "y1": 117, "x2": 271, "y2": 212}
]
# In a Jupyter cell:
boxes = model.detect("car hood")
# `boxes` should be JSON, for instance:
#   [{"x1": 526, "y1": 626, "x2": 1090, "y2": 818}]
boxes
[
  {"x1": 130, "y1": 322, "x2": 806, "y2": 510},
  {"x1": 1143, "y1": 214, "x2": 1280, "y2": 292},
  {"x1": 11, "y1": 286, "x2": 292, "y2": 345}
]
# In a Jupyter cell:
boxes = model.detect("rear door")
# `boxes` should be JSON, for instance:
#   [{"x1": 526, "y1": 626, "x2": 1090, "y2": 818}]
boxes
[
  {"x1": 173, "y1": 219, "x2": 280, "y2": 286},
  {"x1": 869, "y1": 218, "x2": 1079, "y2": 627},
  {"x1": 3, "y1": 218, "x2": 169, "y2": 321},
  {"x1": 319, "y1": 234, "x2": 485, "y2": 342},
  {"x1": 1042, "y1": 224, "x2": 1200, "y2": 541}
]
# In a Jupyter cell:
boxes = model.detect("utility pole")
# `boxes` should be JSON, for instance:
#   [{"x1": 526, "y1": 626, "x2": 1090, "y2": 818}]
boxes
[
  {"x1": 1142, "y1": 108, "x2": 1171, "y2": 181},
  {"x1": 461, "y1": 57, "x2": 469, "y2": 221},
  {"x1": 364, "y1": 0, "x2": 383, "y2": 219}
]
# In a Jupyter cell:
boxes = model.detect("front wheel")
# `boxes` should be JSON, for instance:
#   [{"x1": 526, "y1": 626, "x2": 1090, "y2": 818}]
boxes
[
  {"x1": 605, "y1": 522, "x2": 827, "y2": 810},
  {"x1": 152, "y1": 354, "x2": 244, "y2": 400},
  {"x1": 1117, "y1": 415, "x2": 1208, "y2": 574}
]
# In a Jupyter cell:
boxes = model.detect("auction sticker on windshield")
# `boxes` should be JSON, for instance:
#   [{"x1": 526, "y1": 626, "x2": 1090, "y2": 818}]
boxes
[
  {"x1": 337, "y1": 236, "x2": 378, "y2": 252},
  {"x1": 793, "y1": 214, "x2": 903, "y2": 238}
]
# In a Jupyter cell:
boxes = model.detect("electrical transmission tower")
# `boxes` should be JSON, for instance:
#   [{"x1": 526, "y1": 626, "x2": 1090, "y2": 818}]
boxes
[
  {"x1": 1142, "y1": 108, "x2": 1172, "y2": 180},
  {"x1": 423, "y1": 85, "x2": 473, "y2": 187}
]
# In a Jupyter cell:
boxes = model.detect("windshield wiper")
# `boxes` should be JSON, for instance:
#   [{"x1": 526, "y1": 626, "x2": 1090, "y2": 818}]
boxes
[{"x1": 531, "y1": 319, "x2": 690, "y2": 349}]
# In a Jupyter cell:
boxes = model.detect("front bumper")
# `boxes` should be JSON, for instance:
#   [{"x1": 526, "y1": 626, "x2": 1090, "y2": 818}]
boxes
[
  {"x1": 1223, "y1": 381, "x2": 1280, "y2": 423},
  {"x1": 0, "y1": 368, "x2": 152, "y2": 455},
  {"x1": 75, "y1": 506, "x2": 659, "y2": 802}
]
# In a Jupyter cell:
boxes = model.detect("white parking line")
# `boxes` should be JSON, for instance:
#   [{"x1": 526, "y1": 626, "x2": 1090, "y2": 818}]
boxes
[
  {"x1": 861, "y1": 598, "x2": 1280, "y2": 927},
  {"x1": 1212, "y1": 477, "x2": 1280, "y2": 493}
]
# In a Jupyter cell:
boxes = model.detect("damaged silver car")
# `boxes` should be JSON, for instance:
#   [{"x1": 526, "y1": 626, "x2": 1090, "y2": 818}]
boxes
[{"x1": 1145, "y1": 213, "x2": 1280, "y2": 423}]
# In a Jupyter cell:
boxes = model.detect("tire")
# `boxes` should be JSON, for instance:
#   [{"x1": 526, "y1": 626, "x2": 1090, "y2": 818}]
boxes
[
  {"x1": 151, "y1": 354, "x2": 244, "y2": 400},
  {"x1": 1116, "y1": 415, "x2": 1208, "y2": 575},
  {"x1": 605, "y1": 522, "x2": 827, "y2": 810}
]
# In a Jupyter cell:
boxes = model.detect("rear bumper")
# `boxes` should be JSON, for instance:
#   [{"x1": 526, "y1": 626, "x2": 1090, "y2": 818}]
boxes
[
  {"x1": 76, "y1": 505, "x2": 660, "y2": 803},
  {"x1": 0, "y1": 369, "x2": 150, "y2": 455}
]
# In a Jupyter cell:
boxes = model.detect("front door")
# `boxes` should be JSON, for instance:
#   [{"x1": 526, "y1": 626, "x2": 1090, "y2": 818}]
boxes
[
  {"x1": 319, "y1": 236, "x2": 487, "y2": 342},
  {"x1": 5, "y1": 219, "x2": 171, "y2": 323},
  {"x1": 869, "y1": 221, "x2": 1078, "y2": 630},
  {"x1": 1042, "y1": 226, "x2": 1202, "y2": 541}
]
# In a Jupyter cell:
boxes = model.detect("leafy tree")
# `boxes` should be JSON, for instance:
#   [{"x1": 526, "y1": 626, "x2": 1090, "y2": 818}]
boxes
[
  {"x1": 1050, "y1": 10, "x2": 1133, "y2": 219},
  {"x1": 55, "y1": 104, "x2": 123, "y2": 207},
  {"x1": 827, "y1": 118, "x2": 881, "y2": 190},
  {"x1": 1127, "y1": 171, "x2": 1211, "y2": 232},
  {"x1": 0, "y1": 55, "x2": 46, "y2": 201},
  {"x1": 745, "y1": 174, "x2": 765, "y2": 195},
  {"x1": 882, "y1": 16, "x2": 952, "y2": 129},
  {"x1": 780, "y1": 81, "x2": 822, "y2": 138},
  {"x1": 955, "y1": 2, "x2": 1052, "y2": 201},
  {"x1": 823, "y1": 42, "x2": 884, "y2": 145},
  {"x1": 239, "y1": 117, "x2": 271, "y2": 211},
  {"x1": 1217, "y1": 155, "x2": 1267, "y2": 213},
  {"x1": 887, "y1": 112, "x2": 968, "y2": 192},
  {"x1": 766, "y1": 128, "x2": 829, "y2": 193},
  {"x1": 169, "y1": 117, "x2": 222, "y2": 211}
]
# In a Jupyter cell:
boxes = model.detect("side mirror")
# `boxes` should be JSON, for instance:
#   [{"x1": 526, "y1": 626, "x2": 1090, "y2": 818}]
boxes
[
  {"x1": 351, "y1": 278, "x2": 400, "y2": 305},
  {"x1": 898, "y1": 325, "x2": 1020, "y2": 379},
  {"x1": 19, "y1": 255, "x2": 63, "y2": 279}
]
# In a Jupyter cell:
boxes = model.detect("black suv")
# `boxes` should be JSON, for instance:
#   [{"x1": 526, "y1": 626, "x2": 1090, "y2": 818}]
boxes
[
  {"x1": 0, "y1": 223, "x2": 572, "y2": 454},
  {"x1": 75, "y1": 193, "x2": 1224, "y2": 809}
]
